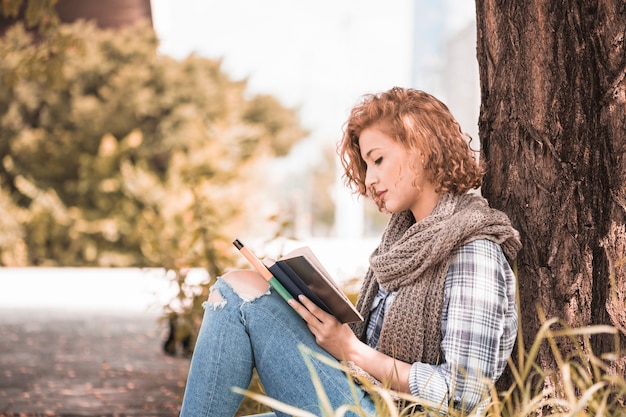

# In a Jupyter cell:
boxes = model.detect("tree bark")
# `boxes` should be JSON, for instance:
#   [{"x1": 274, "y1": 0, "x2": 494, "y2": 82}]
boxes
[
  {"x1": 55, "y1": 0, "x2": 153, "y2": 29},
  {"x1": 475, "y1": 0, "x2": 626, "y2": 380}
]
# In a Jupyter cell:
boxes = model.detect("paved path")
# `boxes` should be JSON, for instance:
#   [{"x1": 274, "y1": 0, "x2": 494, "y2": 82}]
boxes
[{"x1": 0, "y1": 308, "x2": 190, "y2": 417}]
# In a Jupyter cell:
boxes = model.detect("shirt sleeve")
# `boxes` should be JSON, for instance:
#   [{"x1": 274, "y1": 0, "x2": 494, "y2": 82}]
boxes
[{"x1": 408, "y1": 239, "x2": 517, "y2": 412}]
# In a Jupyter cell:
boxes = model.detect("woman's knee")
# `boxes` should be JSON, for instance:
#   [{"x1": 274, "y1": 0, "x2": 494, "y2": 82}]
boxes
[{"x1": 221, "y1": 269, "x2": 270, "y2": 301}]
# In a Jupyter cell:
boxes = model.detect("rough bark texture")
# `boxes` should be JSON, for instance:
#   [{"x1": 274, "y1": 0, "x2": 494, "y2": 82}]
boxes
[
  {"x1": 475, "y1": 0, "x2": 626, "y2": 379},
  {"x1": 0, "y1": 0, "x2": 153, "y2": 33},
  {"x1": 56, "y1": 0, "x2": 153, "y2": 29}
]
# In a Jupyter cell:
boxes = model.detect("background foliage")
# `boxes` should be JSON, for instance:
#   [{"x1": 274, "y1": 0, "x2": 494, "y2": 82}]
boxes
[
  {"x1": 0, "y1": 16, "x2": 308, "y2": 356},
  {"x1": 0, "y1": 20, "x2": 306, "y2": 267}
]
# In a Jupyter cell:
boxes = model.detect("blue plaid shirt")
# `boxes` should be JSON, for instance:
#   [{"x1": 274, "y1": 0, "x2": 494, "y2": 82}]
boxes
[{"x1": 365, "y1": 239, "x2": 518, "y2": 412}]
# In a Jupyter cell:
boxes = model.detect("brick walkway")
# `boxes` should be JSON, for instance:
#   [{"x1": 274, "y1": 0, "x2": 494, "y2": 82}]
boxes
[{"x1": 0, "y1": 308, "x2": 190, "y2": 417}]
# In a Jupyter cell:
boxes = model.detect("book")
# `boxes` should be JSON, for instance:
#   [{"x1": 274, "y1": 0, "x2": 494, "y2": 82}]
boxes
[
  {"x1": 268, "y1": 247, "x2": 363, "y2": 324},
  {"x1": 233, "y1": 239, "x2": 363, "y2": 324}
]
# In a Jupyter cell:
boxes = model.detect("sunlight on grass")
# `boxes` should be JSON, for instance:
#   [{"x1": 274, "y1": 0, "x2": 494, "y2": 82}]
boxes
[
  {"x1": 235, "y1": 316, "x2": 625, "y2": 417},
  {"x1": 490, "y1": 315, "x2": 624, "y2": 417}
]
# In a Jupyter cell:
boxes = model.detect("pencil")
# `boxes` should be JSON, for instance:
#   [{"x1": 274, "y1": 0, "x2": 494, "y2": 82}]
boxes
[{"x1": 232, "y1": 239, "x2": 294, "y2": 303}]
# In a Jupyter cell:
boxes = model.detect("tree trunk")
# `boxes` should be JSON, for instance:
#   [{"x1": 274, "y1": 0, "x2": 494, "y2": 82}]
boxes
[
  {"x1": 475, "y1": 0, "x2": 626, "y2": 381},
  {"x1": 55, "y1": 0, "x2": 153, "y2": 29}
]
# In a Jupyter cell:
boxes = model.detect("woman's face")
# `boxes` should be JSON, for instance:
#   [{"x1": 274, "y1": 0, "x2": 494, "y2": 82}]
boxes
[{"x1": 359, "y1": 126, "x2": 438, "y2": 220}]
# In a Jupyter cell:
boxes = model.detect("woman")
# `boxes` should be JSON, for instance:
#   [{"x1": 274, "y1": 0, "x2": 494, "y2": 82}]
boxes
[{"x1": 179, "y1": 87, "x2": 521, "y2": 416}]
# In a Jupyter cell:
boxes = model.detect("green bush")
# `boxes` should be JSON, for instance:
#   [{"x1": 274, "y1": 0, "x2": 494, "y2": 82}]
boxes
[
  {"x1": 0, "y1": 20, "x2": 306, "y2": 268},
  {"x1": 0, "y1": 19, "x2": 307, "y2": 354}
]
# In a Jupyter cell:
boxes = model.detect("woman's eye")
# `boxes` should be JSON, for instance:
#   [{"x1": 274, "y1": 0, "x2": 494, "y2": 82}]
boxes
[{"x1": 374, "y1": 157, "x2": 383, "y2": 165}]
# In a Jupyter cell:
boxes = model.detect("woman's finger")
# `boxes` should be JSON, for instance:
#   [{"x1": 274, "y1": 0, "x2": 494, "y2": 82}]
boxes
[
  {"x1": 297, "y1": 294, "x2": 336, "y2": 323},
  {"x1": 287, "y1": 296, "x2": 322, "y2": 325}
]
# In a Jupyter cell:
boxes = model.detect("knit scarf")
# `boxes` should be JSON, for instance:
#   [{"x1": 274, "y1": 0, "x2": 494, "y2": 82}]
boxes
[{"x1": 349, "y1": 192, "x2": 521, "y2": 365}]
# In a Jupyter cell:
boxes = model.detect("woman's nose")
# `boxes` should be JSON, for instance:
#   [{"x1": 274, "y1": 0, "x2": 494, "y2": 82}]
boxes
[{"x1": 364, "y1": 168, "x2": 377, "y2": 188}]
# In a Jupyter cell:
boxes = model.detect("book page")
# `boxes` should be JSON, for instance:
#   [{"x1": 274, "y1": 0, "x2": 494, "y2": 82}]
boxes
[{"x1": 282, "y1": 246, "x2": 340, "y2": 288}]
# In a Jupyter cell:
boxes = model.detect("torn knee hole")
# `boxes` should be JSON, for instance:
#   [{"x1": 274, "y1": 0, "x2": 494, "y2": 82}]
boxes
[
  {"x1": 208, "y1": 289, "x2": 224, "y2": 303},
  {"x1": 222, "y1": 270, "x2": 270, "y2": 301},
  {"x1": 204, "y1": 288, "x2": 227, "y2": 310}
]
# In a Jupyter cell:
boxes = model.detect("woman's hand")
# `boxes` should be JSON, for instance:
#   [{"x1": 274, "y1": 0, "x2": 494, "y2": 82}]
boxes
[
  {"x1": 288, "y1": 295, "x2": 360, "y2": 361},
  {"x1": 290, "y1": 294, "x2": 413, "y2": 393}
]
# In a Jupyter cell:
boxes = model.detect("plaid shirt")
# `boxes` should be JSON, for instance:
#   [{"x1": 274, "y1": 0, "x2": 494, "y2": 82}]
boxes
[{"x1": 365, "y1": 239, "x2": 518, "y2": 412}]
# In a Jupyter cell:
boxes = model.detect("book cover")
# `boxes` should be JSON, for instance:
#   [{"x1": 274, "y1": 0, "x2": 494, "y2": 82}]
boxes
[
  {"x1": 266, "y1": 260, "x2": 333, "y2": 315},
  {"x1": 270, "y1": 246, "x2": 362, "y2": 323}
]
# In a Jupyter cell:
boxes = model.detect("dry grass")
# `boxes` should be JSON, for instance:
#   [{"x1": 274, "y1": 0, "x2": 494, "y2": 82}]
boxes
[
  {"x1": 234, "y1": 303, "x2": 625, "y2": 416},
  {"x1": 235, "y1": 319, "x2": 625, "y2": 416}
]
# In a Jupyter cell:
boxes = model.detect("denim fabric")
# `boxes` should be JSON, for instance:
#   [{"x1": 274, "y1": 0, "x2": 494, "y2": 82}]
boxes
[{"x1": 180, "y1": 278, "x2": 376, "y2": 417}]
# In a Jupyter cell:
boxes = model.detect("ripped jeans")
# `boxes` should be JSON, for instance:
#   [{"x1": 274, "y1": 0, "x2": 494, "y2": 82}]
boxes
[{"x1": 179, "y1": 277, "x2": 376, "y2": 417}]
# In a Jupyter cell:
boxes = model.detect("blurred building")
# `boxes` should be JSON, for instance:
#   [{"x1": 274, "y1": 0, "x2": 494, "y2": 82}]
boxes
[
  {"x1": 412, "y1": 0, "x2": 479, "y2": 142},
  {"x1": 333, "y1": 0, "x2": 480, "y2": 239},
  {"x1": 444, "y1": 20, "x2": 480, "y2": 147},
  {"x1": 0, "y1": 0, "x2": 152, "y2": 33},
  {"x1": 411, "y1": 0, "x2": 446, "y2": 98}
]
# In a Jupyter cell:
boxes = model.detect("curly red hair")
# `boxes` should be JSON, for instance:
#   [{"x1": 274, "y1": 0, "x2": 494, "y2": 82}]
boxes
[{"x1": 338, "y1": 87, "x2": 484, "y2": 209}]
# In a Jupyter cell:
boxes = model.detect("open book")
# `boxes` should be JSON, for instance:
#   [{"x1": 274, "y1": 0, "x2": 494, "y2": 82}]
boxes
[{"x1": 233, "y1": 239, "x2": 363, "y2": 324}]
